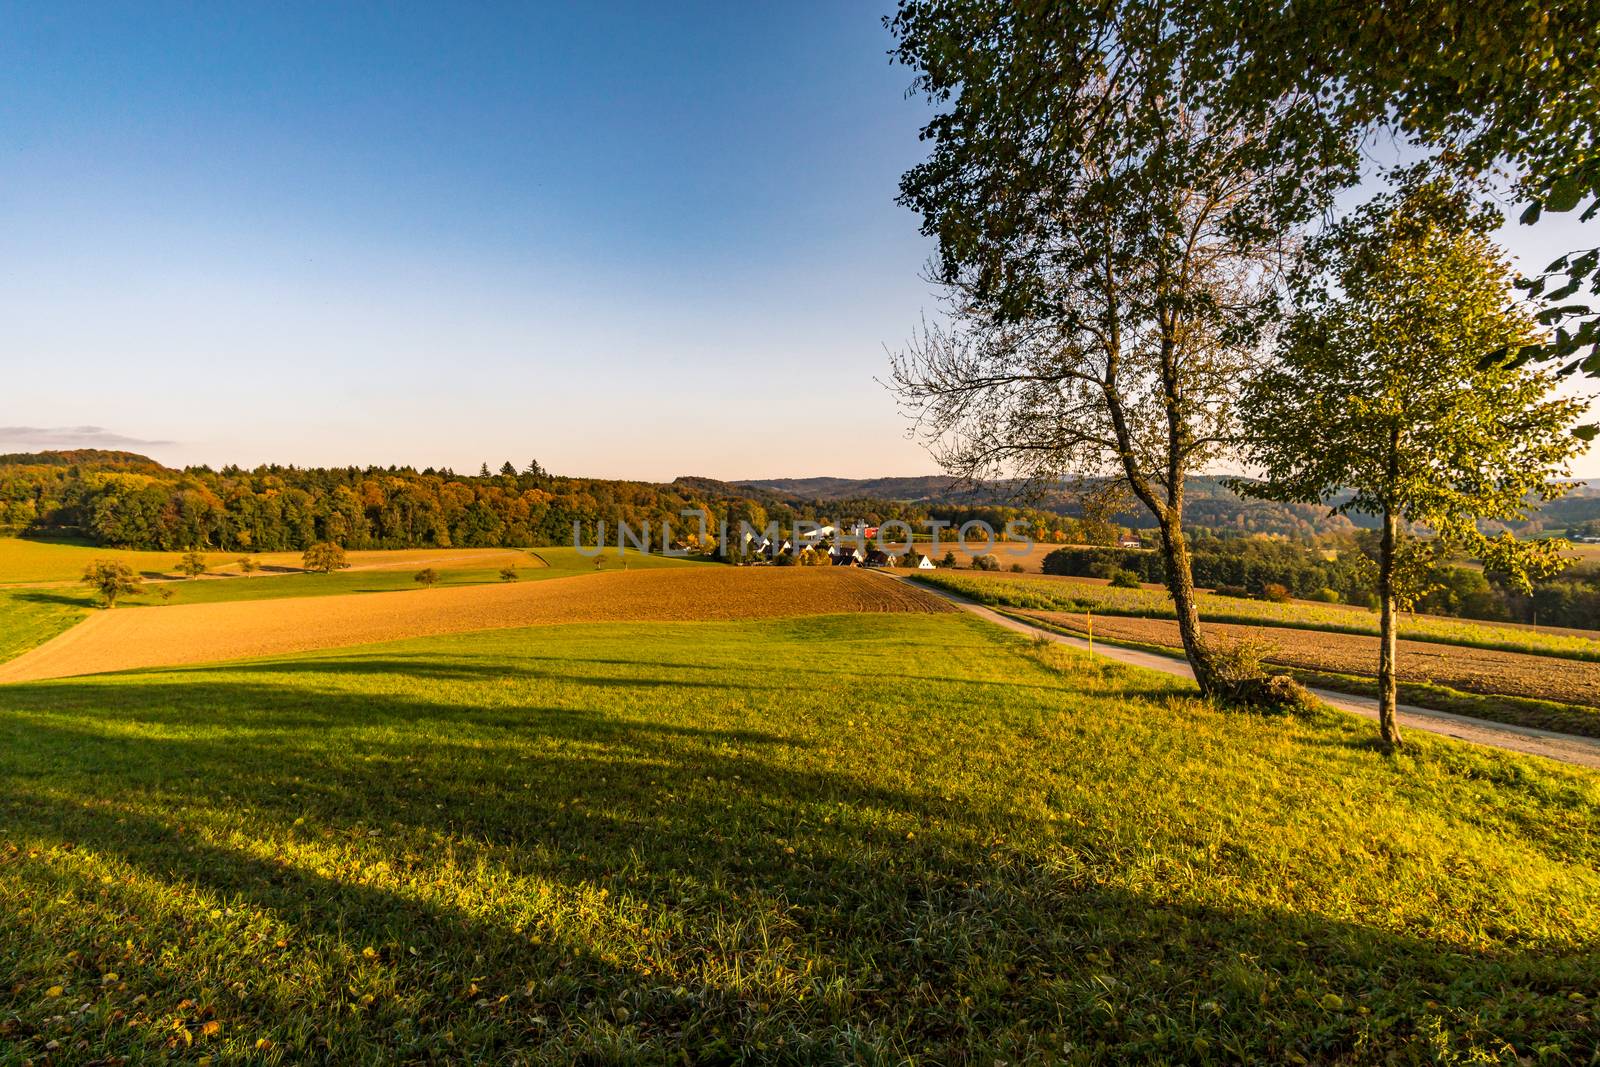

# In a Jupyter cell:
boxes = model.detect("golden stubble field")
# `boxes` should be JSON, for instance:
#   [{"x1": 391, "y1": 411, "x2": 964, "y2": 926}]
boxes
[{"x1": 0, "y1": 567, "x2": 953, "y2": 683}]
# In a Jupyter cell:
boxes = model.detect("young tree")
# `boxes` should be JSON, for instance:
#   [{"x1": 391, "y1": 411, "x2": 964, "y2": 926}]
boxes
[
  {"x1": 81, "y1": 560, "x2": 141, "y2": 608},
  {"x1": 302, "y1": 541, "x2": 348, "y2": 574},
  {"x1": 887, "y1": 0, "x2": 1334, "y2": 696},
  {"x1": 177, "y1": 551, "x2": 207, "y2": 580},
  {"x1": 498, "y1": 565, "x2": 517, "y2": 582},
  {"x1": 237, "y1": 555, "x2": 258, "y2": 577},
  {"x1": 1238, "y1": 183, "x2": 1588, "y2": 750},
  {"x1": 414, "y1": 567, "x2": 439, "y2": 588}
]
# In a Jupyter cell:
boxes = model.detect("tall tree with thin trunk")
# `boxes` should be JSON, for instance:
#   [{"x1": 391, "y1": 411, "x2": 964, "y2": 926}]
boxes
[
  {"x1": 1237, "y1": 181, "x2": 1588, "y2": 750},
  {"x1": 887, "y1": 0, "x2": 1344, "y2": 696}
]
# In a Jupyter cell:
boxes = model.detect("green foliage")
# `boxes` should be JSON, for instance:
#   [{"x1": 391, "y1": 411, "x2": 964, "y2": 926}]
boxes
[
  {"x1": 413, "y1": 567, "x2": 439, "y2": 588},
  {"x1": 237, "y1": 555, "x2": 258, "y2": 577},
  {"x1": 79, "y1": 559, "x2": 141, "y2": 609},
  {"x1": 1239, "y1": 182, "x2": 1586, "y2": 594},
  {"x1": 302, "y1": 542, "x2": 349, "y2": 575},
  {"x1": 497, "y1": 566, "x2": 516, "y2": 582},
  {"x1": 1107, "y1": 569, "x2": 1142, "y2": 589},
  {"x1": 176, "y1": 550, "x2": 207, "y2": 579},
  {"x1": 970, "y1": 552, "x2": 1000, "y2": 571},
  {"x1": 0, "y1": 617, "x2": 1596, "y2": 1060},
  {"x1": 1184, "y1": 0, "x2": 1600, "y2": 368}
]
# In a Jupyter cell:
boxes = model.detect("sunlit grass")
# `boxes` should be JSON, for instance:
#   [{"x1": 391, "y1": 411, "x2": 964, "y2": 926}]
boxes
[
  {"x1": 918, "y1": 571, "x2": 1600, "y2": 661},
  {"x1": 0, "y1": 614, "x2": 1595, "y2": 1061},
  {"x1": 0, "y1": 544, "x2": 697, "y2": 664}
]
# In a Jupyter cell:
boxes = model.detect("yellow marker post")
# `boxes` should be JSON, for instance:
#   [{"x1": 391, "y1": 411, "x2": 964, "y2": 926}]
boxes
[{"x1": 1086, "y1": 610, "x2": 1093, "y2": 654}]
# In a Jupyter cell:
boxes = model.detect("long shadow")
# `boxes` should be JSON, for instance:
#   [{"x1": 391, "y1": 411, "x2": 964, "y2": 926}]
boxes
[
  {"x1": 0, "y1": 662, "x2": 1594, "y2": 1062},
  {"x1": 9, "y1": 589, "x2": 92, "y2": 607}
]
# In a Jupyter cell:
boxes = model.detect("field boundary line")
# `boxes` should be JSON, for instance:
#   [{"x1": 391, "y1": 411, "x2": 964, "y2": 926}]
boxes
[{"x1": 873, "y1": 570, "x2": 1600, "y2": 770}]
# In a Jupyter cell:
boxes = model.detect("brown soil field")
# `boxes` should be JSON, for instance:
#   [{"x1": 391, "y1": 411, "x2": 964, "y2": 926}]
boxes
[
  {"x1": 1024, "y1": 611, "x2": 1600, "y2": 708},
  {"x1": 0, "y1": 567, "x2": 953, "y2": 684}
]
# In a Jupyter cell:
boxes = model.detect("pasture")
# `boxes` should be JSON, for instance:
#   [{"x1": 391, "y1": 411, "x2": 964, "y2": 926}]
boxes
[
  {"x1": 1, "y1": 612, "x2": 1597, "y2": 1063},
  {"x1": 0, "y1": 541, "x2": 698, "y2": 667},
  {"x1": 0, "y1": 568, "x2": 950, "y2": 683}
]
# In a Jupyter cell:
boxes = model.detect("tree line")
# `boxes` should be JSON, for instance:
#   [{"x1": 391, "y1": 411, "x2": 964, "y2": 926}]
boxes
[
  {"x1": 0, "y1": 454, "x2": 1122, "y2": 554},
  {"x1": 1043, "y1": 538, "x2": 1600, "y2": 629}
]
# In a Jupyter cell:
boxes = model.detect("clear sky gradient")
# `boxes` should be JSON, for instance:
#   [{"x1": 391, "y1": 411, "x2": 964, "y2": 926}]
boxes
[{"x1": 3, "y1": 3, "x2": 1597, "y2": 480}]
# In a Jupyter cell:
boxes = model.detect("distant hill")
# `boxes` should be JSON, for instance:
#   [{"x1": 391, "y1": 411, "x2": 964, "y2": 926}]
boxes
[
  {"x1": 0, "y1": 449, "x2": 172, "y2": 472},
  {"x1": 740, "y1": 474, "x2": 1600, "y2": 537}
]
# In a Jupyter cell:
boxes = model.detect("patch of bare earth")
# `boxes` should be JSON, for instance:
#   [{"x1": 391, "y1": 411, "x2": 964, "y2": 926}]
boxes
[
  {"x1": 1024, "y1": 612, "x2": 1600, "y2": 708},
  {"x1": 0, "y1": 567, "x2": 953, "y2": 683}
]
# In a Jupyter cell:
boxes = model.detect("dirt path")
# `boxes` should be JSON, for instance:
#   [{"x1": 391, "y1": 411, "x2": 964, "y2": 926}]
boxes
[
  {"x1": 0, "y1": 567, "x2": 952, "y2": 684},
  {"x1": 887, "y1": 573, "x2": 1600, "y2": 771},
  {"x1": 1021, "y1": 612, "x2": 1600, "y2": 709}
]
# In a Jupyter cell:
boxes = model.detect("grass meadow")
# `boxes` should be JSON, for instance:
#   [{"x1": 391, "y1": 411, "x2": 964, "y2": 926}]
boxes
[
  {"x1": 1, "y1": 614, "x2": 1596, "y2": 1062},
  {"x1": 0, "y1": 541, "x2": 695, "y2": 665}
]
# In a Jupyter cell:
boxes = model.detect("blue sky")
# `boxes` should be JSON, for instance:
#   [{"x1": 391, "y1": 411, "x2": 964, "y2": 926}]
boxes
[{"x1": 2, "y1": 3, "x2": 1596, "y2": 480}]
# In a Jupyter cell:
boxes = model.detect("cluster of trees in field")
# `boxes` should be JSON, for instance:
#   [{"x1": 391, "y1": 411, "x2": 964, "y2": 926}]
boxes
[
  {"x1": 886, "y1": 0, "x2": 1599, "y2": 748},
  {"x1": 0, "y1": 452, "x2": 1131, "y2": 553},
  {"x1": 1042, "y1": 538, "x2": 1600, "y2": 629}
]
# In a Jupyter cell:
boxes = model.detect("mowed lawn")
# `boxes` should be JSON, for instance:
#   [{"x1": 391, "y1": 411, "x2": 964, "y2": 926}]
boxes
[{"x1": 1, "y1": 615, "x2": 1597, "y2": 1062}]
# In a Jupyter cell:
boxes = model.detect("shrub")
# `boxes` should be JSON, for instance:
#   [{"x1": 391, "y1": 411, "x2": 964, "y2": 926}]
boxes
[
  {"x1": 1009, "y1": 563, "x2": 1026, "y2": 573},
  {"x1": 498, "y1": 566, "x2": 517, "y2": 582},
  {"x1": 1214, "y1": 584, "x2": 1252, "y2": 599},
  {"x1": 414, "y1": 567, "x2": 440, "y2": 588},
  {"x1": 176, "y1": 551, "x2": 207, "y2": 580},
  {"x1": 1259, "y1": 582, "x2": 1292, "y2": 603},
  {"x1": 972, "y1": 553, "x2": 1001, "y2": 571},
  {"x1": 941, "y1": 551, "x2": 957, "y2": 568},
  {"x1": 773, "y1": 551, "x2": 798, "y2": 567},
  {"x1": 1308, "y1": 587, "x2": 1341, "y2": 603},
  {"x1": 1108, "y1": 569, "x2": 1142, "y2": 589},
  {"x1": 1205, "y1": 637, "x2": 1321, "y2": 717}
]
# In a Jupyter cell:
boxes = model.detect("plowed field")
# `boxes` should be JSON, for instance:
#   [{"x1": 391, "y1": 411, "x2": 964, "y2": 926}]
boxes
[
  {"x1": 0, "y1": 567, "x2": 952, "y2": 683},
  {"x1": 1025, "y1": 611, "x2": 1600, "y2": 708}
]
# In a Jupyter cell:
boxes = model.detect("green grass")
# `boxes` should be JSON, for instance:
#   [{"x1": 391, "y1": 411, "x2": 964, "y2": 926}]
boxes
[
  {"x1": 917, "y1": 571, "x2": 1600, "y2": 662},
  {"x1": 0, "y1": 538, "x2": 260, "y2": 585},
  {"x1": 0, "y1": 546, "x2": 696, "y2": 665},
  {"x1": 0, "y1": 588, "x2": 92, "y2": 664},
  {"x1": 1, "y1": 614, "x2": 1596, "y2": 1062},
  {"x1": 113, "y1": 547, "x2": 696, "y2": 608}
]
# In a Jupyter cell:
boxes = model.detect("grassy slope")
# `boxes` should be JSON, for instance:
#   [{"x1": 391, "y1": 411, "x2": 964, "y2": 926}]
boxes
[
  {"x1": 0, "y1": 615, "x2": 1595, "y2": 1062},
  {"x1": 0, "y1": 546, "x2": 695, "y2": 664},
  {"x1": 917, "y1": 571, "x2": 1600, "y2": 662}
]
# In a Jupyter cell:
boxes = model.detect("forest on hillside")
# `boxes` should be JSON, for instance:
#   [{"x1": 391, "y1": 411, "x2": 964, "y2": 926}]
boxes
[{"x1": 0, "y1": 451, "x2": 1094, "y2": 553}]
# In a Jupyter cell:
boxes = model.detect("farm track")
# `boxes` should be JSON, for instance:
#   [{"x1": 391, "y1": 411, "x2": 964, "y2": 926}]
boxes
[
  {"x1": 882, "y1": 571, "x2": 1600, "y2": 770},
  {"x1": 1026, "y1": 612, "x2": 1600, "y2": 710},
  {"x1": 0, "y1": 567, "x2": 952, "y2": 683}
]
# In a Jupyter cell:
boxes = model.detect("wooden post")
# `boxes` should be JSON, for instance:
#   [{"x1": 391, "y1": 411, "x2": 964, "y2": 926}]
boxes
[{"x1": 1086, "y1": 610, "x2": 1093, "y2": 654}]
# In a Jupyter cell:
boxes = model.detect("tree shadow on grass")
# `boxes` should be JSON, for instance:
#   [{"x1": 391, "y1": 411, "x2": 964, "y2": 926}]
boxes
[
  {"x1": 0, "y1": 665, "x2": 1594, "y2": 1062},
  {"x1": 8, "y1": 589, "x2": 93, "y2": 608}
]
